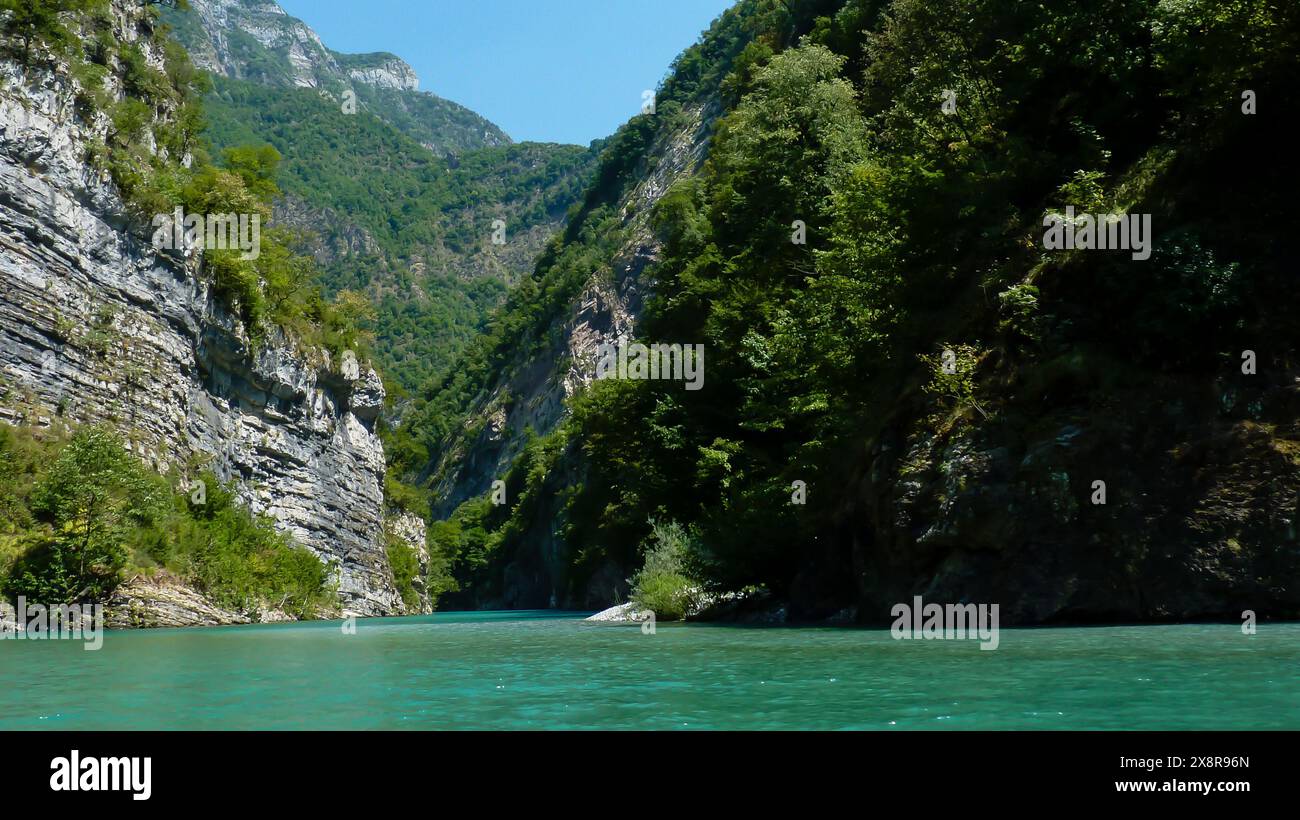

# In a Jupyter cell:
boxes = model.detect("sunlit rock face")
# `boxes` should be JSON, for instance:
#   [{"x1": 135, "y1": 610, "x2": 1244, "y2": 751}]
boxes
[
  {"x1": 0, "y1": 2, "x2": 403, "y2": 618},
  {"x1": 345, "y1": 58, "x2": 420, "y2": 92}
]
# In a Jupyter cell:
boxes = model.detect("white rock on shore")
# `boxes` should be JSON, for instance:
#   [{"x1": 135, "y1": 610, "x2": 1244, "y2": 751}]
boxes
[{"x1": 585, "y1": 602, "x2": 654, "y2": 623}]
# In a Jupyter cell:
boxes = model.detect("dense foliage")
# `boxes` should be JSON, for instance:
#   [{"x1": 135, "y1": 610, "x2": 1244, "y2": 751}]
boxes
[
  {"x1": 0, "y1": 425, "x2": 333, "y2": 615},
  {"x1": 411, "y1": 0, "x2": 1300, "y2": 609},
  {"x1": 629, "y1": 521, "x2": 703, "y2": 621},
  {"x1": 384, "y1": 0, "x2": 788, "y2": 486}
]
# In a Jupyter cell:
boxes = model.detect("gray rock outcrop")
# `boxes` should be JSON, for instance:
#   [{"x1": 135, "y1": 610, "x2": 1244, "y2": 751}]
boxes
[{"x1": 0, "y1": 5, "x2": 403, "y2": 619}]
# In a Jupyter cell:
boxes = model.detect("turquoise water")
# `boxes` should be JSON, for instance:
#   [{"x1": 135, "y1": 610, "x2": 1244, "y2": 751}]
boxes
[{"x1": 1, "y1": 612, "x2": 1297, "y2": 730}]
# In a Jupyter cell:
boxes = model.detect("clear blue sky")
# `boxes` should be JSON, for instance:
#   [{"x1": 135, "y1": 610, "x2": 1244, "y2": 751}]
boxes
[{"x1": 276, "y1": 0, "x2": 737, "y2": 146}]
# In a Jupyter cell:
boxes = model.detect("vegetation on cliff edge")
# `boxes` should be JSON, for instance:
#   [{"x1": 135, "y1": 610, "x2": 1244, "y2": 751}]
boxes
[{"x1": 0, "y1": 424, "x2": 334, "y2": 616}]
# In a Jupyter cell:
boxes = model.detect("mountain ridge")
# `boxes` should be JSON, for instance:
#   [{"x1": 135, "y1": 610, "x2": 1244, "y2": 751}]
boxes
[{"x1": 164, "y1": 0, "x2": 512, "y2": 154}]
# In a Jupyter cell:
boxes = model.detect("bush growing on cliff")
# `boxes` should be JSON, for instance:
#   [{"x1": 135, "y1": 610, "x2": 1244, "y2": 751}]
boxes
[
  {"x1": 630, "y1": 520, "x2": 703, "y2": 621},
  {"x1": 158, "y1": 474, "x2": 335, "y2": 619},
  {"x1": 0, "y1": 425, "x2": 333, "y2": 616},
  {"x1": 384, "y1": 529, "x2": 420, "y2": 613},
  {"x1": 0, "y1": 0, "x2": 106, "y2": 63}
]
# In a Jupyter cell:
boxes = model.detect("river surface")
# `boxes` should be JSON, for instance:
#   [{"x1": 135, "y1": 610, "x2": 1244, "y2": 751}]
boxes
[{"x1": 1, "y1": 611, "x2": 1297, "y2": 730}]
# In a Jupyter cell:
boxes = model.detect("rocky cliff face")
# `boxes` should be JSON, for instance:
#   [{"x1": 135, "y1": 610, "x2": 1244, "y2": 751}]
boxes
[
  {"x1": 337, "y1": 52, "x2": 420, "y2": 92},
  {"x1": 177, "y1": 0, "x2": 417, "y2": 93},
  {"x1": 836, "y1": 368, "x2": 1300, "y2": 625},
  {"x1": 184, "y1": 1, "x2": 416, "y2": 94},
  {"x1": 179, "y1": 0, "x2": 336, "y2": 88},
  {"x1": 0, "y1": 3, "x2": 408, "y2": 619}
]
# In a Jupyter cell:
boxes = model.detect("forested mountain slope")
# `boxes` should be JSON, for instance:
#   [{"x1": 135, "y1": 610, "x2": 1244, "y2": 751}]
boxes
[
  {"x1": 163, "y1": 0, "x2": 601, "y2": 399},
  {"x1": 397, "y1": 0, "x2": 1300, "y2": 622},
  {"x1": 200, "y1": 75, "x2": 598, "y2": 393}
]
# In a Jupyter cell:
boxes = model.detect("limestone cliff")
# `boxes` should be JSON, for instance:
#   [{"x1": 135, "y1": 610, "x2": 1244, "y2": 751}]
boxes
[
  {"x1": 0, "y1": 0, "x2": 412, "y2": 620},
  {"x1": 175, "y1": 0, "x2": 418, "y2": 94}
]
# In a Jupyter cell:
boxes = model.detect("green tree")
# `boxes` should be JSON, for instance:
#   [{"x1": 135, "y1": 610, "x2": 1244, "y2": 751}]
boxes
[
  {"x1": 221, "y1": 144, "x2": 282, "y2": 203},
  {"x1": 630, "y1": 521, "x2": 703, "y2": 621},
  {"x1": 6, "y1": 428, "x2": 163, "y2": 603},
  {"x1": 0, "y1": 0, "x2": 102, "y2": 62}
]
